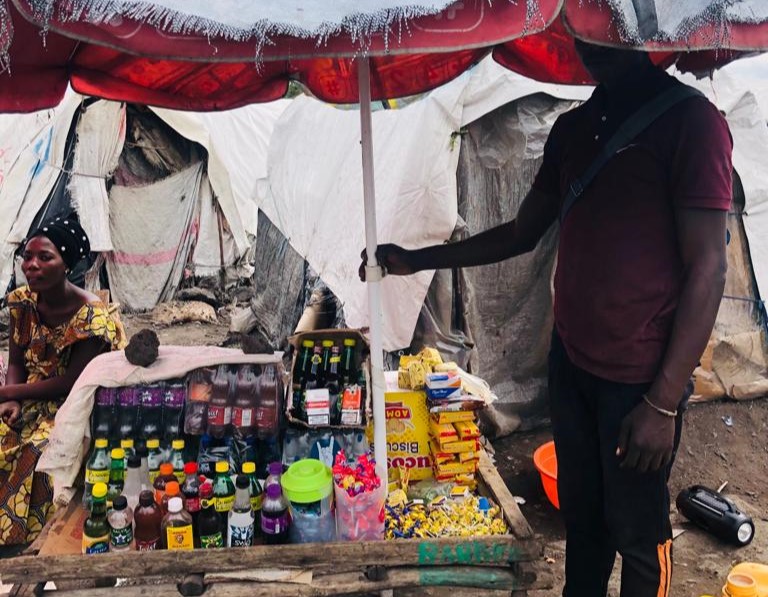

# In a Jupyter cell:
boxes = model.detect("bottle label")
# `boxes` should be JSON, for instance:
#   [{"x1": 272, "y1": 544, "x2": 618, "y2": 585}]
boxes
[
  {"x1": 95, "y1": 387, "x2": 117, "y2": 406},
  {"x1": 215, "y1": 494, "x2": 235, "y2": 512},
  {"x1": 231, "y1": 407, "x2": 254, "y2": 428},
  {"x1": 117, "y1": 387, "x2": 138, "y2": 407},
  {"x1": 250, "y1": 494, "x2": 263, "y2": 512},
  {"x1": 200, "y1": 531, "x2": 224, "y2": 548},
  {"x1": 261, "y1": 513, "x2": 289, "y2": 535},
  {"x1": 330, "y1": 356, "x2": 341, "y2": 364},
  {"x1": 228, "y1": 523, "x2": 254, "y2": 547},
  {"x1": 174, "y1": 471, "x2": 186, "y2": 484},
  {"x1": 110, "y1": 525, "x2": 133, "y2": 548},
  {"x1": 82, "y1": 534, "x2": 109, "y2": 554},
  {"x1": 139, "y1": 388, "x2": 162, "y2": 408},
  {"x1": 163, "y1": 385, "x2": 185, "y2": 408},
  {"x1": 149, "y1": 470, "x2": 159, "y2": 484},
  {"x1": 185, "y1": 496, "x2": 201, "y2": 513},
  {"x1": 86, "y1": 469, "x2": 110, "y2": 484},
  {"x1": 166, "y1": 525, "x2": 194, "y2": 550},
  {"x1": 136, "y1": 538, "x2": 159, "y2": 551},
  {"x1": 207, "y1": 405, "x2": 232, "y2": 426}
]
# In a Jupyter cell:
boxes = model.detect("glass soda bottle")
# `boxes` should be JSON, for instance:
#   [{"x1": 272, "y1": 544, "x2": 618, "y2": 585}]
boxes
[
  {"x1": 91, "y1": 387, "x2": 115, "y2": 441},
  {"x1": 319, "y1": 340, "x2": 333, "y2": 387},
  {"x1": 326, "y1": 345, "x2": 342, "y2": 424},
  {"x1": 123, "y1": 455, "x2": 143, "y2": 513},
  {"x1": 134, "y1": 490, "x2": 162, "y2": 551},
  {"x1": 84, "y1": 438, "x2": 110, "y2": 508},
  {"x1": 106, "y1": 448, "x2": 126, "y2": 508},
  {"x1": 241, "y1": 461, "x2": 263, "y2": 533},
  {"x1": 108, "y1": 495, "x2": 134, "y2": 552},
  {"x1": 207, "y1": 365, "x2": 233, "y2": 439},
  {"x1": 232, "y1": 365, "x2": 257, "y2": 439},
  {"x1": 198, "y1": 483, "x2": 223, "y2": 548},
  {"x1": 162, "y1": 497, "x2": 194, "y2": 551},
  {"x1": 146, "y1": 439, "x2": 162, "y2": 483},
  {"x1": 260, "y1": 484, "x2": 290, "y2": 545},
  {"x1": 340, "y1": 338, "x2": 358, "y2": 385},
  {"x1": 228, "y1": 475, "x2": 255, "y2": 547},
  {"x1": 181, "y1": 462, "x2": 201, "y2": 528},
  {"x1": 116, "y1": 386, "x2": 138, "y2": 442},
  {"x1": 213, "y1": 461, "x2": 235, "y2": 527},
  {"x1": 292, "y1": 340, "x2": 314, "y2": 418},
  {"x1": 82, "y1": 482, "x2": 109, "y2": 554},
  {"x1": 154, "y1": 463, "x2": 175, "y2": 504},
  {"x1": 170, "y1": 439, "x2": 186, "y2": 483}
]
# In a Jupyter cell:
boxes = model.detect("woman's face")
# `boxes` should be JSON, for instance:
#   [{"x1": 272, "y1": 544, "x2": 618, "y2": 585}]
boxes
[{"x1": 21, "y1": 236, "x2": 67, "y2": 293}]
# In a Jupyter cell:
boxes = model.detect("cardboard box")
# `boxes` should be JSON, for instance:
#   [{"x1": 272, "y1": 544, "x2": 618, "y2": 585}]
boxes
[
  {"x1": 430, "y1": 410, "x2": 477, "y2": 424},
  {"x1": 375, "y1": 371, "x2": 433, "y2": 480}
]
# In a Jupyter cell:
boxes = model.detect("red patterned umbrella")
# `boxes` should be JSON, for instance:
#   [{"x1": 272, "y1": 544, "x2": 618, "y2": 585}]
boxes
[{"x1": 2, "y1": 0, "x2": 767, "y2": 112}]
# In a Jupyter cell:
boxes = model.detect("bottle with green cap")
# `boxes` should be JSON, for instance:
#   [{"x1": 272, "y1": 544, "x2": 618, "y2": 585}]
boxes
[
  {"x1": 293, "y1": 339, "x2": 315, "y2": 417},
  {"x1": 213, "y1": 460, "x2": 235, "y2": 526},
  {"x1": 170, "y1": 438, "x2": 186, "y2": 482},
  {"x1": 82, "y1": 482, "x2": 110, "y2": 554},
  {"x1": 83, "y1": 439, "x2": 110, "y2": 508},
  {"x1": 241, "y1": 462, "x2": 263, "y2": 532},
  {"x1": 106, "y1": 447, "x2": 126, "y2": 507},
  {"x1": 146, "y1": 438, "x2": 162, "y2": 483}
]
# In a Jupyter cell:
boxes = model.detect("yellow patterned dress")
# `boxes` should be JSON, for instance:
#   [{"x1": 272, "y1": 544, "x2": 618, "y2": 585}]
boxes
[{"x1": 0, "y1": 286, "x2": 125, "y2": 545}]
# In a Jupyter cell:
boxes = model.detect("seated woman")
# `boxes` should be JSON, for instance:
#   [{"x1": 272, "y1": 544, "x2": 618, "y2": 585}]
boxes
[{"x1": 0, "y1": 218, "x2": 125, "y2": 545}]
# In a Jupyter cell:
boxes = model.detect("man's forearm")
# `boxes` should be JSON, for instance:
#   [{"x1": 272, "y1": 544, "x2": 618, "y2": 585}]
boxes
[
  {"x1": 410, "y1": 220, "x2": 537, "y2": 272},
  {"x1": 649, "y1": 264, "x2": 726, "y2": 411}
]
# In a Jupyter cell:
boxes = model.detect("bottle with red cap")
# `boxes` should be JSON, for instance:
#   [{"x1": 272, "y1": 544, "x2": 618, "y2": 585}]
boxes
[
  {"x1": 181, "y1": 462, "x2": 201, "y2": 529},
  {"x1": 197, "y1": 483, "x2": 223, "y2": 548}
]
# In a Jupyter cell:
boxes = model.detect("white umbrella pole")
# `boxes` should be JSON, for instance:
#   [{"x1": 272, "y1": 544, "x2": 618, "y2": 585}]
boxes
[{"x1": 358, "y1": 57, "x2": 388, "y2": 482}]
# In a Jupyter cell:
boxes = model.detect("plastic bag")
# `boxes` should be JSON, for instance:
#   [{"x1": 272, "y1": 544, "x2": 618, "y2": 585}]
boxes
[{"x1": 334, "y1": 483, "x2": 385, "y2": 541}]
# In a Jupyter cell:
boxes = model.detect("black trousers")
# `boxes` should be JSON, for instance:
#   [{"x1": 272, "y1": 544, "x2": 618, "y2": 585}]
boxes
[{"x1": 549, "y1": 333, "x2": 689, "y2": 597}]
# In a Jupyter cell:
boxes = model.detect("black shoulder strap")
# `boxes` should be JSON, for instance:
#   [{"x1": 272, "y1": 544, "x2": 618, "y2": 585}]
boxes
[{"x1": 560, "y1": 84, "x2": 705, "y2": 222}]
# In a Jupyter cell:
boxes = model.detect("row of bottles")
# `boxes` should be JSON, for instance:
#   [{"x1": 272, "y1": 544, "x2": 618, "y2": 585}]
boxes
[
  {"x1": 82, "y1": 449, "x2": 291, "y2": 552},
  {"x1": 292, "y1": 338, "x2": 364, "y2": 425}
]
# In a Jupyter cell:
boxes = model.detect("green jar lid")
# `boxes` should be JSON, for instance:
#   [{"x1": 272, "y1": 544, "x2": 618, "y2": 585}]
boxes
[{"x1": 280, "y1": 459, "x2": 332, "y2": 504}]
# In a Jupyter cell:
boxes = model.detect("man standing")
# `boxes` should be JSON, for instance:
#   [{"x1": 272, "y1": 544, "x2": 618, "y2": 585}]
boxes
[{"x1": 361, "y1": 42, "x2": 732, "y2": 596}]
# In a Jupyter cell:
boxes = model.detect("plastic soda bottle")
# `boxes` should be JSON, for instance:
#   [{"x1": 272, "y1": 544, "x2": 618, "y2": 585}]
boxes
[
  {"x1": 256, "y1": 364, "x2": 280, "y2": 438},
  {"x1": 123, "y1": 455, "x2": 143, "y2": 513},
  {"x1": 108, "y1": 495, "x2": 134, "y2": 552},
  {"x1": 264, "y1": 461, "x2": 283, "y2": 492},
  {"x1": 170, "y1": 439, "x2": 186, "y2": 482},
  {"x1": 106, "y1": 448, "x2": 126, "y2": 507},
  {"x1": 162, "y1": 497, "x2": 194, "y2": 551},
  {"x1": 260, "y1": 483, "x2": 290, "y2": 545},
  {"x1": 241, "y1": 462, "x2": 263, "y2": 531},
  {"x1": 120, "y1": 438, "x2": 135, "y2": 461},
  {"x1": 154, "y1": 463, "x2": 176, "y2": 504},
  {"x1": 162, "y1": 381, "x2": 185, "y2": 441},
  {"x1": 116, "y1": 386, "x2": 138, "y2": 442},
  {"x1": 207, "y1": 365, "x2": 233, "y2": 439},
  {"x1": 181, "y1": 462, "x2": 201, "y2": 527},
  {"x1": 84, "y1": 439, "x2": 110, "y2": 508},
  {"x1": 138, "y1": 383, "x2": 163, "y2": 442},
  {"x1": 228, "y1": 475, "x2": 255, "y2": 547},
  {"x1": 82, "y1": 482, "x2": 110, "y2": 554},
  {"x1": 134, "y1": 490, "x2": 162, "y2": 551},
  {"x1": 161, "y1": 481, "x2": 181, "y2": 516},
  {"x1": 232, "y1": 365, "x2": 257, "y2": 439},
  {"x1": 213, "y1": 461, "x2": 235, "y2": 527},
  {"x1": 91, "y1": 387, "x2": 115, "y2": 441},
  {"x1": 198, "y1": 483, "x2": 223, "y2": 548},
  {"x1": 146, "y1": 438, "x2": 162, "y2": 483}
]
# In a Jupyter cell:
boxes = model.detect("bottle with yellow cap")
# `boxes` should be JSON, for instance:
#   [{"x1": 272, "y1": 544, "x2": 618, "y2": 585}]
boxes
[
  {"x1": 721, "y1": 563, "x2": 768, "y2": 597},
  {"x1": 241, "y1": 461, "x2": 263, "y2": 532},
  {"x1": 169, "y1": 439, "x2": 186, "y2": 483},
  {"x1": 120, "y1": 438, "x2": 135, "y2": 462},
  {"x1": 82, "y1": 482, "x2": 110, "y2": 554},
  {"x1": 83, "y1": 439, "x2": 110, "y2": 508},
  {"x1": 106, "y1": 448, "x2": 126, "y2": 507},
  {"x1": 213, "y1": 460, "x2": 235, "y2": 526}
]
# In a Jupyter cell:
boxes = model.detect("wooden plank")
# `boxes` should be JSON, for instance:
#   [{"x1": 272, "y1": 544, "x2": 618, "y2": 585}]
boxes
[
  {"x1": 54, "y1": 565, "x2": 553, "y2": 597},
  {"x1": 0, "y1": 536, "x2": 539, "y2": 585},
  {"x1": 478, "y1": 450, "x2": 533, "y2": 539}
]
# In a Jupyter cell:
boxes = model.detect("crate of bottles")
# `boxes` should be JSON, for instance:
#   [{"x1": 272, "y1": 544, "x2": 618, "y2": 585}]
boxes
[{"x1": 286, "y1": 329, "x2": 371, "y2": 429}]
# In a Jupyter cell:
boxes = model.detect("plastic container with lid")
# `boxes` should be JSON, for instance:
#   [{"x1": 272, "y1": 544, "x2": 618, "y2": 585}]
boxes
[
  {"x1": 722, "y1": 563, "x2": 768, "y2": 597},
  {"x1": 280, "y1": 459, "x2": 335, "y2": 543}
]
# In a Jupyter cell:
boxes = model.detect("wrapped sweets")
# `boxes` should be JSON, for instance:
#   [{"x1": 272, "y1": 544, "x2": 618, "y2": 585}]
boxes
[
  {"x1": 385, "y1": 493, "x2": 508, "y2": 539},
  {"x1": 333, "y1": 451, "x2": 385, "y2": 541}
]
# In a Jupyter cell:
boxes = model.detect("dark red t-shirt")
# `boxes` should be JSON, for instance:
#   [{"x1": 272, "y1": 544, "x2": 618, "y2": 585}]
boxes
[{"x1": 533, "y1": 67, "x2": 733, "y2": 383}]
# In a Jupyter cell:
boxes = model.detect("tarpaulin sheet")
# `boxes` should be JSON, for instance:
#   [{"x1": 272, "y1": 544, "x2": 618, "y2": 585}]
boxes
[
  {"x1": 258, "y1": 76, "x2": 467, "y2": 351},
  {"x1": 106, "y1": 163, "x2": 203, "y2": 310}
]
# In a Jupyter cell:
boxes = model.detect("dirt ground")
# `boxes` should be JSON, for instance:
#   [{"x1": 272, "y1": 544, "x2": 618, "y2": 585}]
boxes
[
  {"x1": 1, "y1": 310, "x2": 765, "y2": 595},
  {"x1": 125, "y1": 312, "x2": 768, "y2": 595}
]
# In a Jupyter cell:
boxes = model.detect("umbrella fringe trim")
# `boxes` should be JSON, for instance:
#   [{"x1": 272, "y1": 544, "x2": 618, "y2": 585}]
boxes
[{"x1": 22, "y1": 0, "x2": 536, "y2": 59}]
